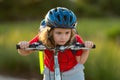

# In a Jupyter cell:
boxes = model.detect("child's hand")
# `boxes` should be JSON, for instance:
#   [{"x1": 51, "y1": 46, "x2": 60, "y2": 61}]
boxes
[
  {"x1": 84, "y1": 41, "x2": 94, "y2": 48},
  {"x1": 18, "y1": 41, "x2": 29, "y2": 49}
]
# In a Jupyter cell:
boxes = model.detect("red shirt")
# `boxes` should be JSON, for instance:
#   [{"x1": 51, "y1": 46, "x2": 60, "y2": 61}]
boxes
[{"x1": 29, "y1": 34, "x2": 84, "y2": 72}]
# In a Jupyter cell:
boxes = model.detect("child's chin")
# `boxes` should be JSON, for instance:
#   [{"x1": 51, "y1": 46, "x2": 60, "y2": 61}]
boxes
[{"x1": 58, "y1": 43, "x2": 66, "y2": 46}]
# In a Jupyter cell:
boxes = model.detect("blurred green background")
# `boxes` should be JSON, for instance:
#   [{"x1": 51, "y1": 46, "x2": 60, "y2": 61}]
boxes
[{"x1": 0, "y1": 0, "x2": 120, "y2": 80}]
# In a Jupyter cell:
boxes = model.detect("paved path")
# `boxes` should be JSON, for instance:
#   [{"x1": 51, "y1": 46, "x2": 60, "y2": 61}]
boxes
[{"x1": 0, "y1": 76, "x2": 26, "y2": 80}]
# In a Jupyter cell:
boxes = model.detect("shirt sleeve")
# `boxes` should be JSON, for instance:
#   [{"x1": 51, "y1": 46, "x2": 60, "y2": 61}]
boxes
[
  {"x1": 29, "y1": 34, "x2": 39, "y2": 44},
  {"x1": 74, "y1": 34, "x2": 84, "y2": 56}
]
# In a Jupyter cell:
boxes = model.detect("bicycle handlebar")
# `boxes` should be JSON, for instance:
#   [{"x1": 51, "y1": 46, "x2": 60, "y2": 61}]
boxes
[{"x1": 16, "y1": 42, "x2": 96, "y2": 51}]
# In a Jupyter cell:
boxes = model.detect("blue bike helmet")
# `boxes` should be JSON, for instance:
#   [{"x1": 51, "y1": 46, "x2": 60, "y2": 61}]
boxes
[
  {"x1": 39, "y1": 19, "x2": 46, "y2": 31},
  {"x1": 45, "y1": 7, "x2": 77, "y2": 29}
]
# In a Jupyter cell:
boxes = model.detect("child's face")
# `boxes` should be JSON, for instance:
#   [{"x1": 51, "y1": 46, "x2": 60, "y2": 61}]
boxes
[{"x1": 53, "y1": 28, "x2": 71, "y2": 45}]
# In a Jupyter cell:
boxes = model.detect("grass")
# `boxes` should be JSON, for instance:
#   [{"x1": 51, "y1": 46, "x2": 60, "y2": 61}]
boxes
[
  {"x1": 77, "y1": 18, "x2": 120, "y2": 80},
  {"x1": 0, "y1": 18, "x2": 120, "y2": 80}
]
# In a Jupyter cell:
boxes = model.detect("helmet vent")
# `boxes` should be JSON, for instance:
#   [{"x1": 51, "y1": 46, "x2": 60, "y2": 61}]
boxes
[
  {"x1": 57, "y1": 15, "x2": 60, "y2": 22},
  {"x1": 61, "y1": 9, "x2": 65, "y2": 11},
  {"x1": 72, "y1": 23, "x2": 75, "y2": 27},
  {"x1": 50, "y1": 11, "x2": 52, "y2": 15},
  {"x1": 55, "y1": 8, "x2": 57, "y2": 12},
  {"x1": 64, "y1": 15, "x2": 67, "y2": 21},
  {"x1": 70, "y1": 16, "x2": 73, "y2": 23}
]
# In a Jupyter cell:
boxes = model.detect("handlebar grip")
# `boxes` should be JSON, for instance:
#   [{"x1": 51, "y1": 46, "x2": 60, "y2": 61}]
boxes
[
  {"x1": 80, "y1": 44, "x2": 96, "y2": 49},
  {"x1": 16, "y1": 45, "x2": 20, "y2": 49},
  {"x1": 92, "y1": 45, "x2": 96, "y2": 48},
  {"x1": 16, "y1": 44, "x2": 36, "y2": 49}
]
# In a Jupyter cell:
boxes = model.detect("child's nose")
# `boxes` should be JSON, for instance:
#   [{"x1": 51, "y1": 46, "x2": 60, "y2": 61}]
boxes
[{"x1": 61, "y1": 34, "x2": 66, "y2": 39}]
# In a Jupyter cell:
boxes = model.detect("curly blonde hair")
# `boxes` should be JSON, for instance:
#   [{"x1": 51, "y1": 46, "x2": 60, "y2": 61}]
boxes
[{"x1": 39, "y1": 26, "x2": 76, "y2": 48}]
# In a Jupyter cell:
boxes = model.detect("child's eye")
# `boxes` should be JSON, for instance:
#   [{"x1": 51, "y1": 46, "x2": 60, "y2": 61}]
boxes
[
  {"x1": 66, "y1": 32, "x2": 70, "y2": 34},
  {"x1": 56, "y1": 32, "x2": 61, "y2": 34}
]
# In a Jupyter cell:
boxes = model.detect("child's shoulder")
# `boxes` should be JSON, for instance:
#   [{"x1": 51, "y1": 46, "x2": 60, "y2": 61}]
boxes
[
  {"x1": 29, "y1": 34, "x2": 39, "y2": 44},
  {"x1": 75, "y1": 34, "x2": 84, "y2": 43}
]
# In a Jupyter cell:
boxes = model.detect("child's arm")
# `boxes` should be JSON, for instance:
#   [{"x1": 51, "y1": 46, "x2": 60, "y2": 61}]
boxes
[
  {"x1": 18, "y1": 34, "x2": 39, "y2": 56},
  {"x1": 18, "y1": 41, "x2": 34, "y2": 56},
  {"x1": 77, "y1": 41, "x2": 94, "y2": 64}
]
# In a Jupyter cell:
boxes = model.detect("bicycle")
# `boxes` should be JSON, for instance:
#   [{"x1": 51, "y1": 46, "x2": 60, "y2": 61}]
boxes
[{"x1": 16, "y1": 42, "x2": 95, "y2": 80}]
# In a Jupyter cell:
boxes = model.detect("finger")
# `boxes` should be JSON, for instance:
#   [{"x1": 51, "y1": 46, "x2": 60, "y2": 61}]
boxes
[
  {"x1": 19, "y1": 41, "x2": 29, "y2": 49},
  {"x1": 85, "y1": 41, "x2": 94, "y2": 48}
]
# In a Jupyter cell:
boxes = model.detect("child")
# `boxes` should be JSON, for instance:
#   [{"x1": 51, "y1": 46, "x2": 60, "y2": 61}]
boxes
[{"x1": 18, "y1": 7, "x2": 94, "y2": 80}]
